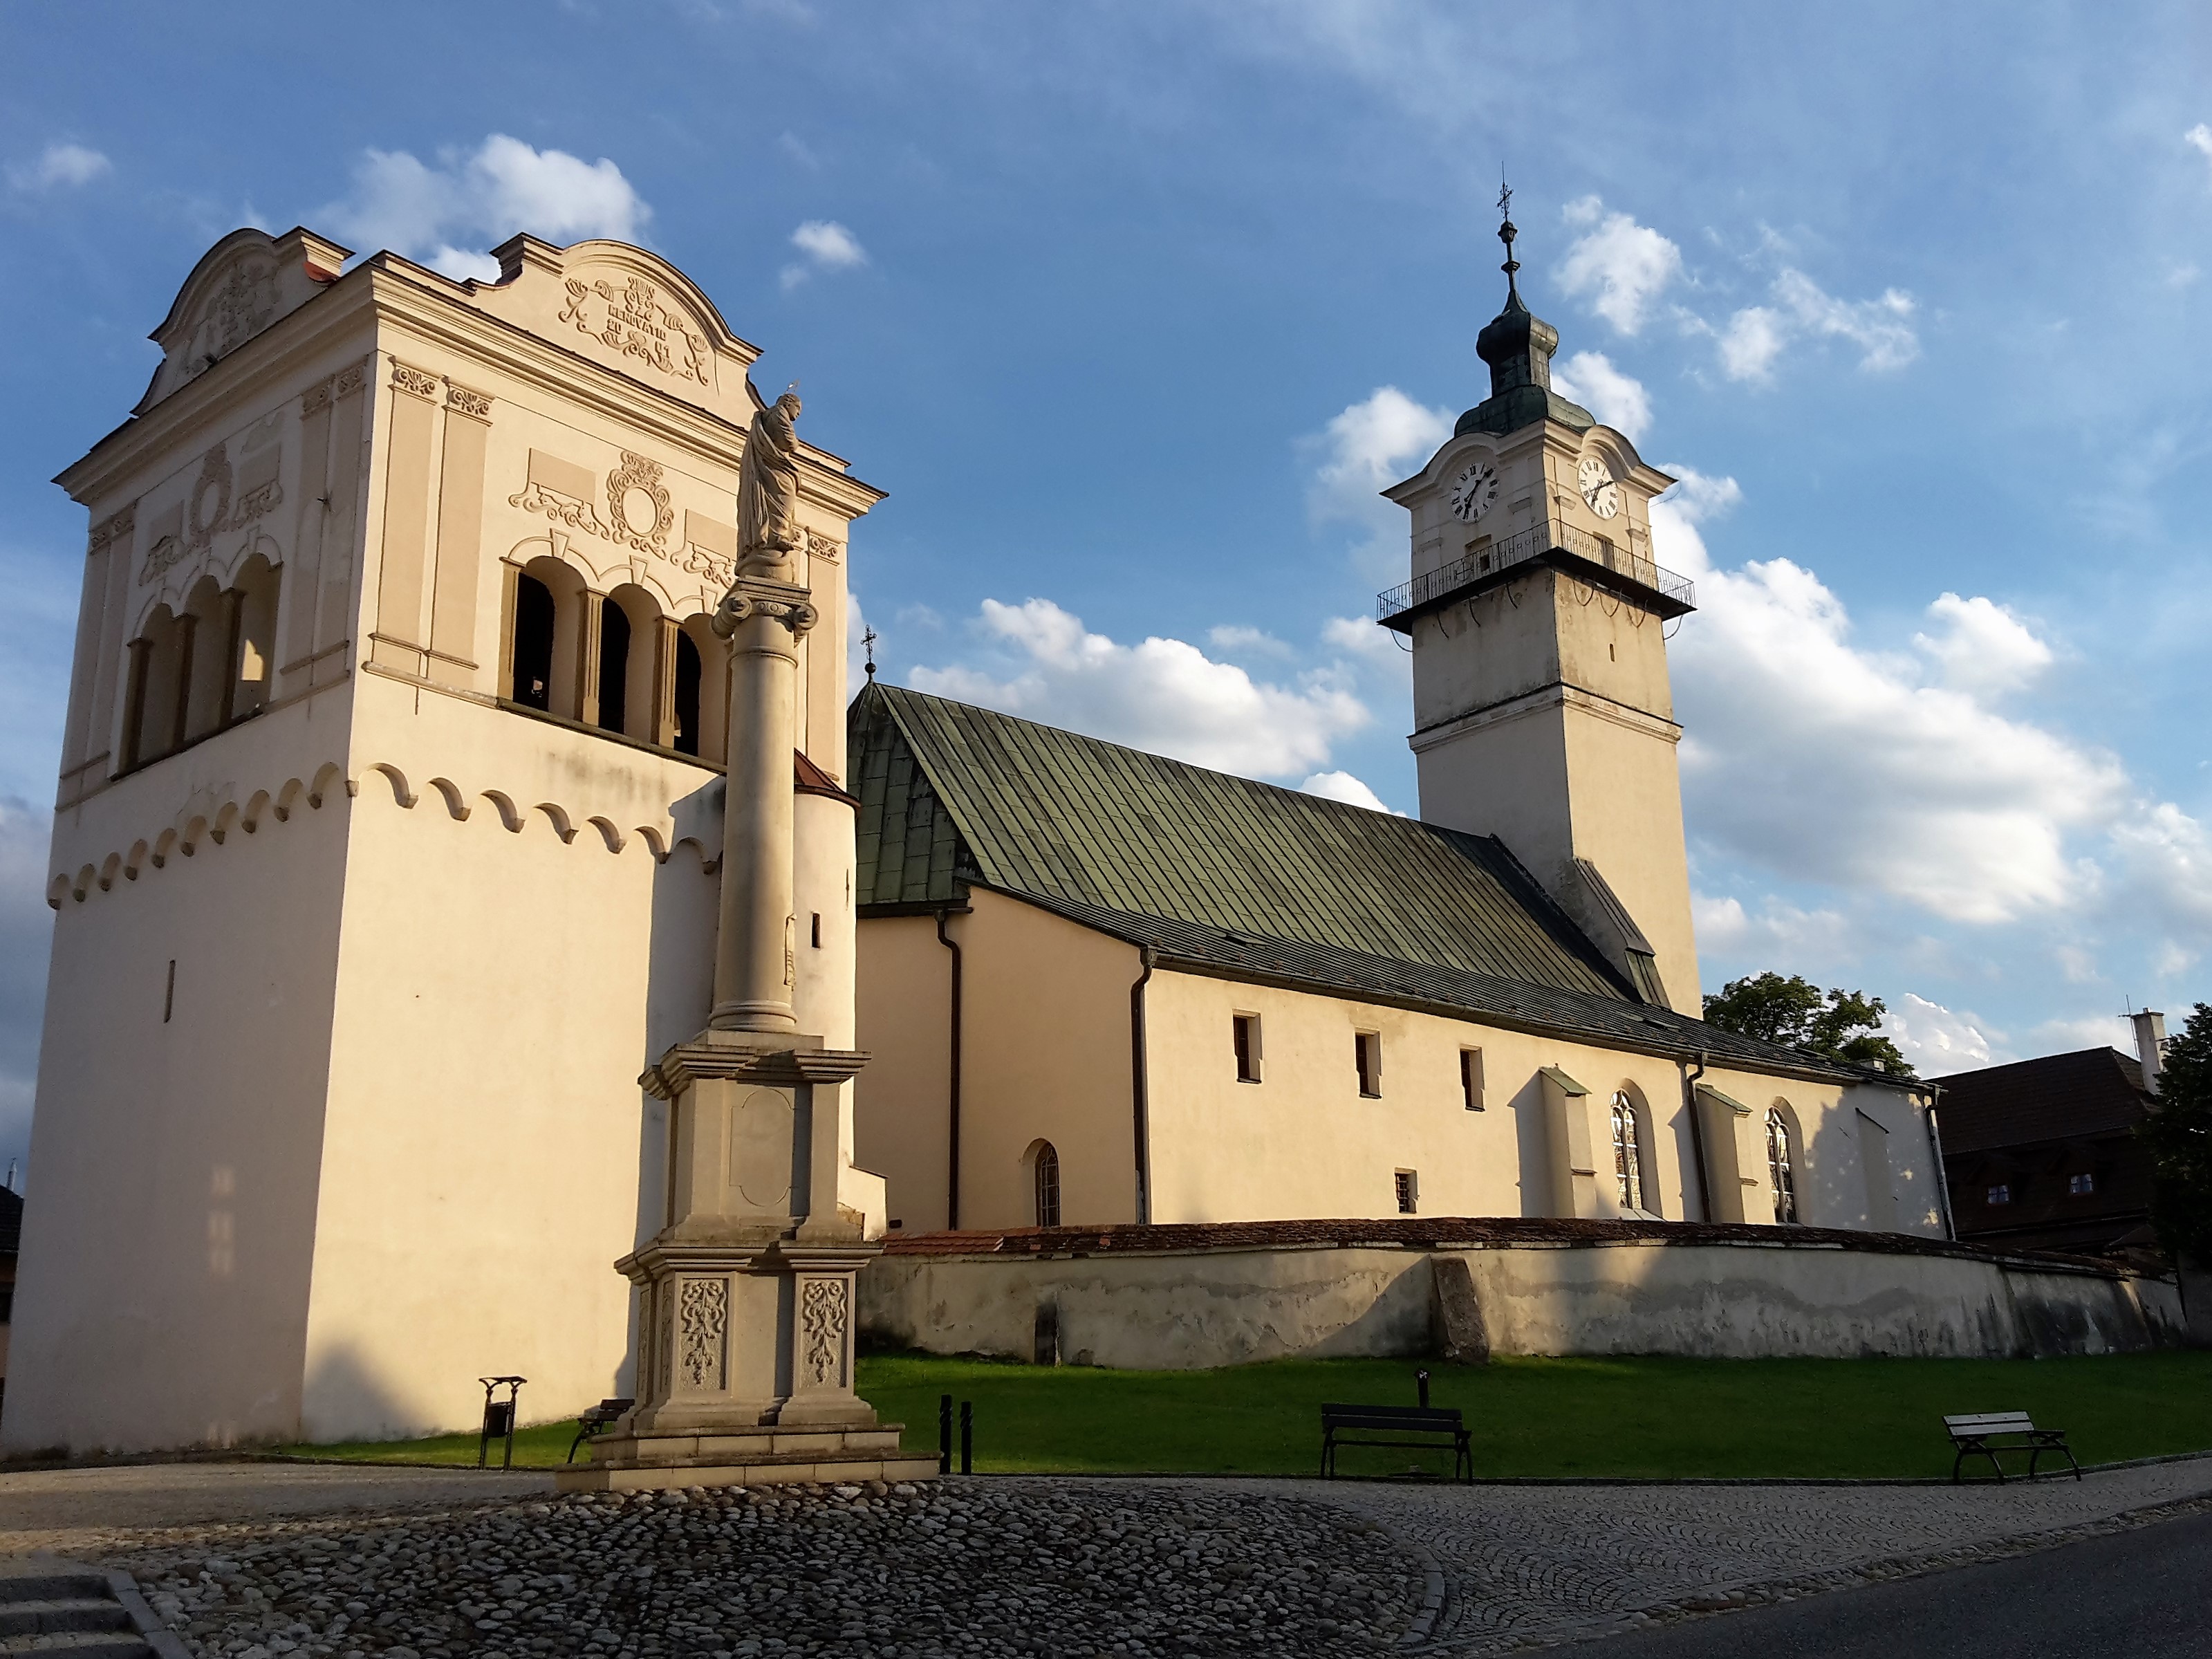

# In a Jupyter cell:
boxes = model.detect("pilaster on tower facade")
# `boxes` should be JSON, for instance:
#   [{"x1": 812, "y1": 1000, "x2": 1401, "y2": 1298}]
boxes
[{"x1": 1379, "y1": 209, "x2": 1702, "y2": 1012}]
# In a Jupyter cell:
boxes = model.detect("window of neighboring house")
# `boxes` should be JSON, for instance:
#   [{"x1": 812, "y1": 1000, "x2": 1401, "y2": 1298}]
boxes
[
  {"x1": 1611, "y1": 1091, "x2": 1647, "y2": 1212},
  {"x1": 1033, "y1": 1142, "x2": 1061, "y2": 1229},
  {"x1": 1766, "y1": 1107, "x2": 1799, "y2": 1224},
  {"x1": 1460, "y1": 1048, "x2": 1485, "y2": 1111},
  {"x1": 1355, "y1": 1032, "x2": 1382, "y2": 1097},
  {"x1": 1394, "y1": 1170, "x2": 1418, "y2": 1215},
  {"x1": 1233, "y1": 1014, "x2": 1262, "y2": 1083},
  {"x1": 1987, "y1": 1183, "x2": 2011, "y2": 1205},
  {"x1": 2068, "y1": 1171, "x2": 2096, "y2": 1196}
]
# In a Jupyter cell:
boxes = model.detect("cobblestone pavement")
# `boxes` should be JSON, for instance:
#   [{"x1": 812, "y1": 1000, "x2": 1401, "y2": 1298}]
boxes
[
  {"x1": 1281, "y1": 1456, "x2": 2212, "y2": 1653},
  {"x1": 102, "y1": 1478, "x2": 1421, "y2": 1659},
  {"x1": 15, "y1": 1456, "x2": 2211, "y2": 1657}
]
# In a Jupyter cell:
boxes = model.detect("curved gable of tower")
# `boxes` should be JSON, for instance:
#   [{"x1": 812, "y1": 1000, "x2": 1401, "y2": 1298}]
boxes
[
  {"x1": 136, "y1": 226, "x2": 353, "y2": 415},
  {"x1": 461, "y1": 236, "x2": 764, "y2": 427}
]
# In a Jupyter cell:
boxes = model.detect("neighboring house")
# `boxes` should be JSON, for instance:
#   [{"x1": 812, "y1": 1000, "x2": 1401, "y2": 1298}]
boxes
[{"x1": 1933, "y1": 1026, "x2": 2164, "y2": 1257}]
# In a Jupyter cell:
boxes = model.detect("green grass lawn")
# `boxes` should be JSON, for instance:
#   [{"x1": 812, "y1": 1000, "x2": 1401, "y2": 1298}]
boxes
[{"x1": 282, "y1": 1351, "x2": 2212, "y2": 1481}]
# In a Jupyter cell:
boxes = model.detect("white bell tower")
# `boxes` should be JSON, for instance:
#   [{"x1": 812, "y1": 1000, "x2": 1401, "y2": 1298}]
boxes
[{"x1": 1380, "y1": 201, "x2": 1702, "y2": 1010}]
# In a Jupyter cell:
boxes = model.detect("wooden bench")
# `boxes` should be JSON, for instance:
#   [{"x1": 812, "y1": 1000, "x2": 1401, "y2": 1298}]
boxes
[
  {"x1": 566, "y1": 1397, "x2": 634, "y2": 1464},
  {"x1": 1944, "y1": 1411, "x2": 2081, "y2": 1483},
  {"x1": 1320, "y1": 1403, "x2": 1472, "y2": 1483}
]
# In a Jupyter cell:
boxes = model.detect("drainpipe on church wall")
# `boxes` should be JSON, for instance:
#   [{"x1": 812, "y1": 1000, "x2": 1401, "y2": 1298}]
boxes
[
  {"x1": 936, "y1": 907, "x2": 967, "y2": 1230},
  {"x1": 1130, "y1": 946, "x2": 1156, "y2": 1226},
  {"x1": 1682, "y1": 1050, "x2": 1712, "y2": 1222}
]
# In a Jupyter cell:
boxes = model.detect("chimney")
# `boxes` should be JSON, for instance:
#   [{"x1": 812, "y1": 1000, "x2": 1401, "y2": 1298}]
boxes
[{"x1": 2132, "y1": 1010, "x2": 2168, "y2": 1097}]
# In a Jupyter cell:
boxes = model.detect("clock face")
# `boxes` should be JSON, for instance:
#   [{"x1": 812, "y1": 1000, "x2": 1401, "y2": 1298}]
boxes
[
  {"x1": 1578, "y1": 455, "x2": 1621, "y2": 520},
  {"x1": 1448, "y1": 461, "x2": 1499, "y2": 523}
]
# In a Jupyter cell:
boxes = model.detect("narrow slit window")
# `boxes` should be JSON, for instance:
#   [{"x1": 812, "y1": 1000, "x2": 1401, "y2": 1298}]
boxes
[
  {"x1": 810, "y1": 913, "x2": 822, "y2": 949},
  {"x1": 1394, "y1": 1170, "x2": 1418, "y2": 1215},
  {"x1": 1033, "y1": 1142, "x2": 1061, "y2": 1229},
  {"x1": 1765, "y1": 1108, "x2": 1798, "y2": 1224},
  {"x1": 1233, "y1": 1013, "x2": 1261, "y2": 1083},
  {"x1": 1460, "y1": 1048, "x2": 1484, "y2": 1111},
  {"x1": 164, "y1": 958, "x2": 176, "y2": 1024},
  {"x1": 1355, "y1": 1031, "x2": 1382, "y2": 1097}
]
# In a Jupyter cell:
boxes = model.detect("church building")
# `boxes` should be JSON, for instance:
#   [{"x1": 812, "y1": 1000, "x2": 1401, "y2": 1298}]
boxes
[
  {"x1": 847, "y1": 218, "x2": 1945, "y2": 1245},
  {"x1": 17, "y1": 212, "x2": 1957, "y2": 1457}
]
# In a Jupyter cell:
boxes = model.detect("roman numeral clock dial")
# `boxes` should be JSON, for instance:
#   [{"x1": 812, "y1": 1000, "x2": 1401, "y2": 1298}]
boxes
[
  {"x1": 1448, "y1": 461, "x2": 1498, "y2": 522},
  {"x1": 1578, "y1": 455, "x2": 1621, "y2": 519}
]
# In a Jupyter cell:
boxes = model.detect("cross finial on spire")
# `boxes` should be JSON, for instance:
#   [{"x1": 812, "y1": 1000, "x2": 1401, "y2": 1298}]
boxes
[
  {"x1": 862, "y1": 624, "x2": 878, "y2": 680},
  {"x1": 1496, "y1": 172, "x2": 1522, "y2": 306}
]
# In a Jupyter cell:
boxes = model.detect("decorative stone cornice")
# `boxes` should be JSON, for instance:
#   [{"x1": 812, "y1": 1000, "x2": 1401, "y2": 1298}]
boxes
[
  {"x1": 639, "y1": 1035, "x2": 870, "y2": 1101},
  {"x1": 712, "y1": 576, "x2": 818, "y2": 640}
]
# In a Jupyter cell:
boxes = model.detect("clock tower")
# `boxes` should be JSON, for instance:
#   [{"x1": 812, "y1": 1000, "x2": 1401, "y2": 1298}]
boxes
[{"x1": 1379, "y1": 203, "x2": 1701, "y2": 1010}]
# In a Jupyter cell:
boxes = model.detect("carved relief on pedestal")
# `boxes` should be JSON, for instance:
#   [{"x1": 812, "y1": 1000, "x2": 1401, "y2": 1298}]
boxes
[
  {"x1": 799, "y1": 1277, "x2": 848, "y2": 1389},
  {"x1": 559, "y1": 274, "x2": 714, "y2": 389},
  {"x1": 678, "y1": 1275, "x2": 729, "y2": 1391}
]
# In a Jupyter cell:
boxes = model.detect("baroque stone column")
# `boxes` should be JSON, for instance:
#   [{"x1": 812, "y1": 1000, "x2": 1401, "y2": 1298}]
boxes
[{"x1": 558, "y1": 575, "x2": 934, "y2": 1492}]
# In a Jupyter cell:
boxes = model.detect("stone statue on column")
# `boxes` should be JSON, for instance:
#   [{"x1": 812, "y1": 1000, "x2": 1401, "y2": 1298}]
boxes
[{"x1": 558, "y1": 391, "x2": 933, "y2": 1493}]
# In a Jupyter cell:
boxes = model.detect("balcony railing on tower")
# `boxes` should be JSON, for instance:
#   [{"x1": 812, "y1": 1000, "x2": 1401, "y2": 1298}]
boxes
[{"x1": 1376, "y1": 516, "x2": 1695, "y2": 631}]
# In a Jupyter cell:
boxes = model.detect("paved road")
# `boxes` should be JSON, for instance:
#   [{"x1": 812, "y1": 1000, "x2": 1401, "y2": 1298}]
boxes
[
  {"x1": 0, "y1": 1461, "x2": 550, "y2": 1556},
  {"x1": 1567, "y1": 1505, "x2": 2212, "y2": 1658}
]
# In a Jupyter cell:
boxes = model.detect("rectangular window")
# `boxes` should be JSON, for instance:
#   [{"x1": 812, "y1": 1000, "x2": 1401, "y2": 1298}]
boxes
[
  {"x1": 1394, "y1": 1170, "x2": 1418, "y2": 1215},
  {"x1": 2068, "y1": 1171, "x2": 2095, "y2": 1196},
  {"x1": 810, "y1": 912, "x2": 822, "y2": 948},
  {"x1": 1355, "y1": 1031, "x2": 1382, "y2": 1097},
  {"x1": 1233, "y1": 1013, "x2": 1262, "y2": 1083},
  {"x1": 1987, "y1": 1183, "x2": 2011, "y2": 1205},
  {"x1": 1460, "y1": 1048, "x2": 1485, "y2": 1111}
]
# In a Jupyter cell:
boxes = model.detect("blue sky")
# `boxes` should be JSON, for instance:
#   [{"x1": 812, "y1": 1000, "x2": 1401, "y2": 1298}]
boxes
[{"x1": 4, "y1": 1, "x2": 2211, "y2": 1174}]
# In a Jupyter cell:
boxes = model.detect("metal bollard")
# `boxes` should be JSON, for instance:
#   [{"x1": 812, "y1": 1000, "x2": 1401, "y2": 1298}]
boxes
[
  {"x1": 1416, "y1": 1369, "x2": 1431, "y2": 1410},
  {"x1": 959, "y1": 1400, "x2": 974, "y2": 1475},
  {"x1": 477, "y1": 1375, "x2": 527, "y2": 1469},
  {"x1": 938, "y1": 1393, "x2": 954, "y2": 1475}
]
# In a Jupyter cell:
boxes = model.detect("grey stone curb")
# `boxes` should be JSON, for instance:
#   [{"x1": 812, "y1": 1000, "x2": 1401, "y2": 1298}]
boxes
[{"x1": 103, "y1": 1566, "x2": 190, "y2": 1659}]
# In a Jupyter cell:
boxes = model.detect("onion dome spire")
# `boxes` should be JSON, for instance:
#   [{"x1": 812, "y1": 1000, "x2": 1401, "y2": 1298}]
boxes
[{"x1": 1456, "y1": 181, "x2": 1594, "y2": 439}]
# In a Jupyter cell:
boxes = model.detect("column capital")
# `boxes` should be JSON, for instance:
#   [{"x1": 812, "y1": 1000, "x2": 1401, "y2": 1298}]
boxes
[{"x1": 712, "y1": 576, "x2": 817, "y2": 640}]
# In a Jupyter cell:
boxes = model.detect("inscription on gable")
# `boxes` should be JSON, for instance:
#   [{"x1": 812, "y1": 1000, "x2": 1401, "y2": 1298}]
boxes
[{"x1": 557, "y1": 273, "x2": 714, "y2": 390}]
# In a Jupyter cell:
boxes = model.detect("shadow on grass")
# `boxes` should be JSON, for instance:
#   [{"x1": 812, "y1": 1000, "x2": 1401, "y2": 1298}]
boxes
[{"x1": 281, "y1": 1351, "x2": 2212, "y2": 1481}]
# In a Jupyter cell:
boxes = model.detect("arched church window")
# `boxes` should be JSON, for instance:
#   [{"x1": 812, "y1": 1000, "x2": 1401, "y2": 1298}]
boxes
[
  {"x1": 1611, "y1": 1091, "x2": 1646, "y2": 1213},
  {"x1": 1033, "y1": 1142, "x2": 1061, "y2": 1230},
  {"x1": 672, "y1": 629, "x2": 702, "y2": 756},
  {"x1": 511, "y1": 573, "x2": 555, "y2": 710},
  {"x1": 1767, "y1": 1108, "x2": 1799, "y2": 1225},
  {"x1": 597, "y1": 595, "x2": 631, "y2": 735},
  {"x1": 180, "y1": 575, "x2": 230, "y2": 744}
]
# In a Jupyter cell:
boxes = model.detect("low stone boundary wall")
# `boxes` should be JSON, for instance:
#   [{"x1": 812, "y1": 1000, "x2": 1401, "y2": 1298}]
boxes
[{"x1": 859, "y1": 1217, "x2": 2186, "y2": 1367}]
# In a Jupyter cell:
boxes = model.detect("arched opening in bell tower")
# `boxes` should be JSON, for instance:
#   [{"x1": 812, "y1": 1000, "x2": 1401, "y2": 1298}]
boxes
[
  {"x1": 597, "y1": 595, "x2": 631, "y2": 736},
  {"x1": 511, "y1": 573, "x2": 555, "y2": 710}
]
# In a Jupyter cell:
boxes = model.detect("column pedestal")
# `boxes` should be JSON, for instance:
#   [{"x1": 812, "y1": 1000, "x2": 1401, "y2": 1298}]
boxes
[{"x1": 558, "y1": 1031, "x2": 938, "y2": 1492}]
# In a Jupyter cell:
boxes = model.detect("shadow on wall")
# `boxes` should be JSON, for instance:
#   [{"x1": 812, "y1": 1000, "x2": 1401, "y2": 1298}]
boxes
[
  {"x1": 1508, "y1": 1074, "x2": 1548, "y2": 1218},
  {"x1": 301, "y1": 1341, "x2": 437, "y2": 1444}
]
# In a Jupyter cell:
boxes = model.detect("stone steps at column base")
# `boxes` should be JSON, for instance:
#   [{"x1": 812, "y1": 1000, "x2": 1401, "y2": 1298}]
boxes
[{"x1": 555, "y1": 1423, "x2": 942, "y2": 1492}]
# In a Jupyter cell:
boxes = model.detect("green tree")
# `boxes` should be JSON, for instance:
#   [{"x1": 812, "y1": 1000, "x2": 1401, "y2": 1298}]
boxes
[
  {"x1": 2140, "y1": 1003, "x2": 2212, "y2": 1265},
  {"x1": 1701, "y1": 972, "x2": 1915, "y2": 1077}
]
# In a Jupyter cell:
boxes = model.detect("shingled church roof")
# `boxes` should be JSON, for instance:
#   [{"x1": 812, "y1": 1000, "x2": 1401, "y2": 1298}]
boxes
[{"x1": 848, "y1": 681, "x2": 1896, "y2": 1085}]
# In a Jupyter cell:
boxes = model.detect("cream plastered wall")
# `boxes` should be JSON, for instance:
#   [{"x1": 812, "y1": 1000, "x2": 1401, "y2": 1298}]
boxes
[
  {"x1": 852, "y1": 916, "x2": 953, "y2": 1234},
  {"x1": 854, "y1": 894, "x2": 1143, "y2": 1234},
  {"x1": 21, "y1": 230, "x2": 877, "y2": 1450},
  {"x1": 1135, "y1": 967, "x2": 1940, "y2": 1234}
]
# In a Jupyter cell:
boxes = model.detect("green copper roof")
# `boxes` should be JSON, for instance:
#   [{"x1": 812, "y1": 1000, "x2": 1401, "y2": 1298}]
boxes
[
  {"x1": 852, "y1": 682, "x2": 1626, "y2": 997},
  {"x1": 850, "y1": 683, "x2": 1897, "y2": 1084}
]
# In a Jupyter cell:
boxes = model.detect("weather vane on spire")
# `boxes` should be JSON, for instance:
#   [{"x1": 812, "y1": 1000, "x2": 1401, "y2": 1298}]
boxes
[
  {"x1": 1496, "y1": 172, "x2": 1522, "y2": 304},
  {"x1": 862, "y1": 624, "x2": 878, "y2": 680}
]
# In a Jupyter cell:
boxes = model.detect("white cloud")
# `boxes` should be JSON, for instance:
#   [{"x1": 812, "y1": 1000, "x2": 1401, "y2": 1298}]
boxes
[
  {"x1": 781, "y1": 219, "x2": 867, "y2": 290},
  {"x1": 2188, "y1": 122, "x2": 2212, "y2": 174},
  {"x1": 1692, "y1": 892, "x2": 1850, "y2": 964},
  {"x1": 1912, "y1": 593, "x2": 2053, "y2": 698},
  {"x1": 1555, "y1": 198, "x2": 1682, "y2": 335},
  {"x1": 7, "y1": 142, "x2": 111, "y2": 192},
  {"x1": 1320, "y1": 613, "x2": 1403, "y2": 667},
  {"x1": 321, "y1": 134, "x2": 649, "y2": 282},
  {"x1": 1657, "y1": 492, "x2": 2127, "y2": 925},
  {"x1": 1208, "y1": 624, "x2": 1290, "y2": 657},
  {"x1": 1720, "y1": 270, "x2": 1917, "y2": 382},
  {"x1": 1303, "y1": 386, "x2": 1453, "y2": 578},
  {"x1": 1882, "y1": 992, "x2": 2002, "y2": 1074},
  {"x1": 1301, "y1": 770, "x2": 1395, "y2": 813},
  {"x1": 907, "y1": 597, "x2": 1370, "y2": 779},
  {"x1": 2109, "y1": 802, "x2": 2212, "y2": 936},
  {"x1": 1550, "y1": 351, "x2": 1652, "y2": 443},
  {"x1": 2030, "y1": 1013, "x2": 2133, "y2": 1055}
]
